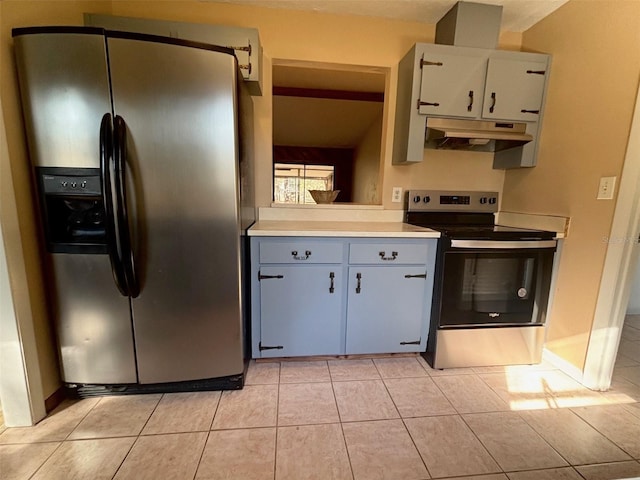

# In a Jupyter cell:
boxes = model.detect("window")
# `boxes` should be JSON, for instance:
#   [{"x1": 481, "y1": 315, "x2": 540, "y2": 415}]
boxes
[{"x1": 274, "y1": 163, "x2": 335, "y2": 204}]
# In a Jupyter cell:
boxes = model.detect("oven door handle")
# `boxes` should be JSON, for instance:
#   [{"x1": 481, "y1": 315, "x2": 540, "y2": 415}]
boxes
[{"x1": 450, "y1": 240, "x2": 557, "y2": 249}]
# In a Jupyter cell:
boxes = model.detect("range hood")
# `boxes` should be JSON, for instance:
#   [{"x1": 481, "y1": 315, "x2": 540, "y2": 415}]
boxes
[{"x1": 425, "y1": 117, "x2": 533, "y2": 152}]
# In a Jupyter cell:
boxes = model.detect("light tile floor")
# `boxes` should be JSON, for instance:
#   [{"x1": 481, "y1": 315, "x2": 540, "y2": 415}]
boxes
[{"x1": 1, "y1": 316, "x2": 640, "y2": 480}]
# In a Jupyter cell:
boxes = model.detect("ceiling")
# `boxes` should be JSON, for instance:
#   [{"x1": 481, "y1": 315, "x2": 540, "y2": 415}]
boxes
[{"x1": 213, "y1": 0, "x2": 569, "y2": 32}]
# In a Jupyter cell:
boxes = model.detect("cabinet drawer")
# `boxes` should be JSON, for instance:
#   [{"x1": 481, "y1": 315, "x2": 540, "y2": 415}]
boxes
[
  {"x1": 349, "y1": 243, "x2": 429, "y2": 265},
  {"x1": 260, "y1": 241, "x2": 343, "y2": 264}
]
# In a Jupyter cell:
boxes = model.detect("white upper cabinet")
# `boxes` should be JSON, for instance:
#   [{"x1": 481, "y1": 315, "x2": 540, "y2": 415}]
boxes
[
  {"x1": 482, "y1": 56, "x2": 548, "y2": 122},
  {"x1": 418, "y1": 51, "x2": 487, "y2": 118}
]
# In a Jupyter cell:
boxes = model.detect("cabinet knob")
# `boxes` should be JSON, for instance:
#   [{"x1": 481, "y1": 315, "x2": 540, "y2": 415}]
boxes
[{"x1": 489, "y1": 92, "x2": 497, "y2": 114}]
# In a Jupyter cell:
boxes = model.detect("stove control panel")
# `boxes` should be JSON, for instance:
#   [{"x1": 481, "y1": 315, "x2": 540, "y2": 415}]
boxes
[{"x1": 406, "y1": 190, "x2": 499, "y2": 212}]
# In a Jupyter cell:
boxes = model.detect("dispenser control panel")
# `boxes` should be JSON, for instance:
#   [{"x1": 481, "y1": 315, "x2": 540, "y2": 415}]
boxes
[{"x1": 42, "y1": 174, "x2": 101, "y2": 196}]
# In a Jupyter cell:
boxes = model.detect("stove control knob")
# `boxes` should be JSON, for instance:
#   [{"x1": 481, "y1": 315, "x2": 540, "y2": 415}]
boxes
[
  {"x1": 413, "y1": 195, "x2": 421, "y2": 203},
  {"x1": 423, "y1": 196, "x2": 431, "y2": 204},
  {"x1": 71, "y1": 182, "x2": 77, "y2": 188},
  {"x1": 489, "y1": 197, "x2": 497, "y2": 205},
  {"x1": 480, "y1": 197, "x2": 487, "y2": 204}
]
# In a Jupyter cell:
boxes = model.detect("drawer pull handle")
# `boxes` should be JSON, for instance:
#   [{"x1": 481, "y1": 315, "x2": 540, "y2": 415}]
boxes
[
  {"x1": 379, "y1": 251, "x2": 398, "y2": 261},
  {"x1": 356, "y1": 272, "x2": 362, "y2": 294},
  {"x1": 400, "y1": 339, "x2": 421, "y2": 345},
  {"x1": 405, "y1": 274, "x2": 427, "y2": 279},
  {"x1": 259, "y1": 342, "x2": 283, "y2": 351},
  {"x1": 329, "y1": 272, "x2": 335, "y2": 293},
  {"x1": 520, "y1": 109, "x2": 540, "y2": 114},
  {"x1": 291, "y1": 250, "x2": 311, "y2": 260},
  {"x1": 258, "y1": 272, "x2": 284, "y2": 281},
  {"x1": 489, "y1": 92, "x2": 497, "y2": 114}
]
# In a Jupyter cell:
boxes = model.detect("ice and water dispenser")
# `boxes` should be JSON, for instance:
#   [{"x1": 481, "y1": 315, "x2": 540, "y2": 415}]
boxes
[{"x1": 37, "y1": 168, "x2": 107, "y2": 254}]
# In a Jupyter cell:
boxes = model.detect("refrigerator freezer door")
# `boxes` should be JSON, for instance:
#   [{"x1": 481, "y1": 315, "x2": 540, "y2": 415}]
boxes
[
  {"x1": 107, "y1": 37, "x2": 245, "y2": 384},
  {"x1": 13, "y1": 31, "x2": 112, "y2": 168},
  {"x1": 52, "y1": 254, "x2": 137, "y2": 384}
]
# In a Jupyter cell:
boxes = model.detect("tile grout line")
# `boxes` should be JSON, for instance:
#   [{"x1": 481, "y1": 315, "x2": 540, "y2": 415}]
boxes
[
  {"x1": 327, "y1": 359, "x2": 357, "y2": 480},
  {"x1": 110, "y1": 393, "x2": 164, "y2": 480},
  {"x1": 191, "y1": 431, "x2": 211, "y2": 480},
  {"x1": 274, "y1": 362, "x2": 282, "y2": 480},
  {"x1": 374, "y1": 357, "x2": 434, "y2": 479},
  {"x1": 26, "y1": 394, "x2": 110, "y2": 479},
  {"x1": 189, "y1": 389, "x2": 224, "y2": 480},
  {"x1": 26, "y1": 441, "x2": 65, "y2": 480},
  {"x1": 569, "y1": 405, "x2": 640, "y2": 461}
]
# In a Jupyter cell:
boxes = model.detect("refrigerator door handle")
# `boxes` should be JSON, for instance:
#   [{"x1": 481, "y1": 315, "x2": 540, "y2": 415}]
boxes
[
  {"x1": 100, "y1": 113, "x2": 129, "y2": 296},
  {"x1": 114, "y1": 115, "x2": 140, "y2": 297}
]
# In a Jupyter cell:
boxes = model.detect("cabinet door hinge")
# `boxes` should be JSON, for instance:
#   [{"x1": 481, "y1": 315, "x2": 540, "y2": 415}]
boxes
[
  {"x1": 259, "y1": 342, "x2": 283, "y2": 351},
  {"x1": 420, "y1": 59, "x2": 443, "y2": 68}
]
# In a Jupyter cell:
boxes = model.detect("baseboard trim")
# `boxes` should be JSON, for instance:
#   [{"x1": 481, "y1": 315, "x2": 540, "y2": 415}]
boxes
[
  {"x1": 44, "y1": 386, "x2": 66, "y2": 413},
  {"x1": 542, "y1": 348, "x2": 584, "y2": 384}
]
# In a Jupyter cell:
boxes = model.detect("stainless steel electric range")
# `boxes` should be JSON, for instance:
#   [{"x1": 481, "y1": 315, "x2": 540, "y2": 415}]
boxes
[{"x1": 405, "y1": 190, "x2": 557, "y2": 369}]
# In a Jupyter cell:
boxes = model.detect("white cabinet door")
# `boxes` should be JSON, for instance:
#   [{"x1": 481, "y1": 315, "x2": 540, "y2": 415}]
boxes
[
  {"x1": 259, "y1": 266, "x2": 343, "y2": 357},
  {"x1": 418, "y1": 51, "x2": 487, "y2": 118},
  {"x1": 482, "y1": 57, "x2": 548, "y2": 122},
  {"x1": 346, "y1": 266, "x2": 427, "y2": 354}
]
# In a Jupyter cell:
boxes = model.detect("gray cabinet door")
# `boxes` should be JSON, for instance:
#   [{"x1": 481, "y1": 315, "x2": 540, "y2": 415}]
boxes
[
  {"x1": 419, "y1": 51, "x2": 487, "y2": 118},
  {"x1": 482, "y1": 57, "x2": 548, "y2": 121},
  {"x1": 346, "y1": 266, "x2": 427, "y2": 354},
  {"x1": 107, "y1": 37, "x2": 245, "y2": 384},
  {"x1": 259, "y1": 266, "x2": 343, "y2": 357}
]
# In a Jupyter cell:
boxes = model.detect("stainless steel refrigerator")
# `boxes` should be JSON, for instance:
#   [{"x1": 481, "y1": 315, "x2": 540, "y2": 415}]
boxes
[{"x1": 13, "y1": 26, "x2": 255, "y2": 395}]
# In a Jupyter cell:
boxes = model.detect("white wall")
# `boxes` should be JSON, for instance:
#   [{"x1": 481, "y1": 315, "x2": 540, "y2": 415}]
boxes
[{"x1": 628, "y1": 257, "x2": 640, "y2": 314}]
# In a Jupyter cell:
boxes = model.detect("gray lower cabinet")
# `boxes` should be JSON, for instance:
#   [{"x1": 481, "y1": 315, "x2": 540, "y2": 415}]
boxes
[
  {"x1": 258, "y1": 265, "x2": 343, "y2": 357},
  {"x1": 250, "y1": 236, "x2": 437, "y2": 358},
  {"x1": 346, "y1": 266, "x2": 428, "y2": 354}
]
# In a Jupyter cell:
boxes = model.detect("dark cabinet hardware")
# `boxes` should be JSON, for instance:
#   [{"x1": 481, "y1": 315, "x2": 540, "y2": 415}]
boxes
[
  {"x1": 467, "y1": 90, "x2": 474, "y2": 112},
  {"x1": 227, "y1": 44, "x2": 252, "y2": 54},
  {"x1": 259, "y1": 342, "x2": 283, "y2": 351},
  {"x1": 418, "y1": 100, "x2": 440, "y2": 109},
  {"x1": 489, "y1": 92, "x2": 497, "y2": 113},
  {"x1": 291, "y1": 250, "x2": 311, "y2": 260},
  {"x1": 258, "y1": 272, "x2": 284, "y2": 281},
  {"x1": 329, "y1": 272, "x2": 335, "y2": 293},
  {"x1": 420, "y1": 59, "x2": 443, "y2": 68},
  {"x1": 379, "y1": 251, "x2": 398, "y2": 261},
  {"x1": 520, "y1": 109, "x2": 540, "y2": 114},
  {"x1": 356, "y1": 272, "x2": 362, "y2": 294},
  {"x1": 400, "y1": 339, "x2": 421, "y2": 345},
  {"x1": 526, "y1": 70, "x2": 546, "y2": 75},
  {"x1": 404, "y1": 273, "x2": 427, "y2": 279}
]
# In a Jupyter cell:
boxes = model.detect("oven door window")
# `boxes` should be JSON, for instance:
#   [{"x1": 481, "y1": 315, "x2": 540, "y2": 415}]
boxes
[{"x1": 440, "y1": 249, "x2": 554, "y2": 327}]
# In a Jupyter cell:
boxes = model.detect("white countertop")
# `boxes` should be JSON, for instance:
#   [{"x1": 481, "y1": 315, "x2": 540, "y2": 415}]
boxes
[{"x1": 248, "y1": 220, "x2": 440, "y2": 238}]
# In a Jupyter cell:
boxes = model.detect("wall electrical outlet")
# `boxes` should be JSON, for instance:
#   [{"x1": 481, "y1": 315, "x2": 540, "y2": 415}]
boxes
[
  {"x1": 392, "y1": 187, "x2": 403, "y2": 203},
  {"x1": 597, "y1": 176, "x2": 616, "y2": 200}
]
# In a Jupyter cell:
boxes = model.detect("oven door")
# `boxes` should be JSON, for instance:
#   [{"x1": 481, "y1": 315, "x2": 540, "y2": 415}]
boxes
[{"x1": 439, "y1": 240, "x2": 556, "y2": 328}]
